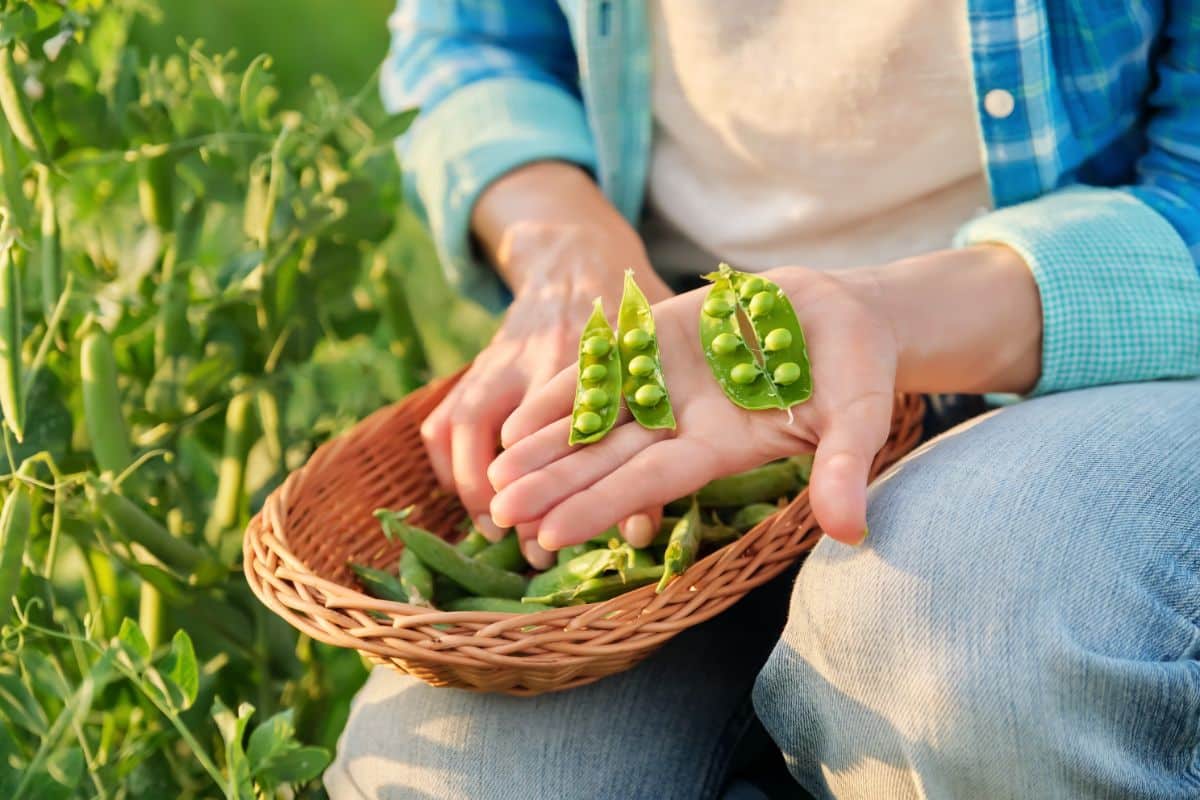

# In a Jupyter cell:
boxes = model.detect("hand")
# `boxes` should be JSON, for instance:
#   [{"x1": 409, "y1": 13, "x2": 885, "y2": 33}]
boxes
[
  {"x1": 487, "y1": 267, "x2": 900, "y2": 547},
  {"x1": 420, "y1": 162, "x2": 673, "y2": 567}
]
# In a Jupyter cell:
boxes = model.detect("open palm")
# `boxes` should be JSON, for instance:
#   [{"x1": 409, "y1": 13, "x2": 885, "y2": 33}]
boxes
[{"x1": 487, "y1": 267, "x2": 899, "y2": 548}]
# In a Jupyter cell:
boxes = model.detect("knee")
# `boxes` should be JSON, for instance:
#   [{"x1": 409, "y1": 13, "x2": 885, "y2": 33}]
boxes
[{"x1": 754, "y1": 382, "x2": 1200, "y2": 794}]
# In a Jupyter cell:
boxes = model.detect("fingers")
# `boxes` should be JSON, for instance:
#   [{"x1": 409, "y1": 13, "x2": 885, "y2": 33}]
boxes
[
  {"x1": 515, "y1": 521, "x2": 554, "y2": 569},
  {"x1": 535, "y1": 439, "x2": 719, "y2": 549},
  {"x1": 487, "y1": 417, "x2": 575, "y2": 493},
  {"x1": 500, "y1": 365, "x2": 576, "y2": 449},
  {"x1": 433, "y1": 370, "x2": 523, "y2": 542},
  {"x1": 808, "y1": 394, "x2": 893, "y2": 545},
  {"x1": 489, "y1": 421, "x2": 668, "y2": 528},
  {"x1": 420, "y1": 380, "x2": 466, "y2": 493},
  {"x1": 619, "y1": 508, "x2": 662, "y2": 548}
]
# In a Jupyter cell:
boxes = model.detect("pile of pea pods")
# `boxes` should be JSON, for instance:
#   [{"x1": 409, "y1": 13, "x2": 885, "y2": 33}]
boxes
[{"x1": 349, "y1": 454, "x2": 813, "y2": 610}]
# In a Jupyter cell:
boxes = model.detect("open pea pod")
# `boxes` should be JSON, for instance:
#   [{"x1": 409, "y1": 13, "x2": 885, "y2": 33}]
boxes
[
  {"x1": 726, "y1": 266, "x2": 813, "y2": 406},
  {"x1": 699, "y1": 264, "x2": 812, "y2": 410},
  {"x1": 569, "y1": 298, "x2": 622, "y2": 445},
  {"x1": 698, "y1": 269, "x2": 782, "y2": 411},
  {"x1": 617, "y1": 271, "x2": 675, "y2": 430}
]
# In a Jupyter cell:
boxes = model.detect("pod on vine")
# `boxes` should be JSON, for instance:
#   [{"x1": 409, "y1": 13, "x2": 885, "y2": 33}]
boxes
[
  {"x1": 569, "y1": 298, "x2": 621, "y2": 445},
  {"x1": 617, "y1": 271, "x2": 675, "y2": 430}
]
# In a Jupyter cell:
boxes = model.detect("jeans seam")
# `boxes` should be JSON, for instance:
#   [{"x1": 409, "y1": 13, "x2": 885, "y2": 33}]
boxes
[{"x1": 697, "y1": 690, "x2": 759, "y2": 800}]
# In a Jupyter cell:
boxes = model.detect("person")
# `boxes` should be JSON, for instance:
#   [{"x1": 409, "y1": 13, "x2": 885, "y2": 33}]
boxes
[{"x1": 325, "y1": 2, "x2": 1200, "y2": 798}]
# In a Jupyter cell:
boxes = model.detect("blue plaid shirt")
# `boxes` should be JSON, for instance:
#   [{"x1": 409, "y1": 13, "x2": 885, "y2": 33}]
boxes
[{"x1": 382, "y1": 0, "x2": 1200, "y2": 395}]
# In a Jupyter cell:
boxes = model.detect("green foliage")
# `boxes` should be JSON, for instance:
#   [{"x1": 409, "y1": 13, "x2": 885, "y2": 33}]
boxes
[{"x1": 0, "y1": 0, "x2": 493, "y2": 795}]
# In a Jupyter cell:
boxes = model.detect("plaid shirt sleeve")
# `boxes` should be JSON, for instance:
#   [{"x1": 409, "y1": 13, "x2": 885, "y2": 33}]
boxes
[
  {"x1": 381, "y1": 1, "x2": 596, "y2": 311},
  {"x1": 958, "y1": 2, "x2": 1200, "y2": 395}
]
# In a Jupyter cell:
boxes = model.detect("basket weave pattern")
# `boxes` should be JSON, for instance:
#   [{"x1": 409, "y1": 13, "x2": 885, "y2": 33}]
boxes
[{"x1": 245, "y1": 372, "x2": 925, "y2": 695}]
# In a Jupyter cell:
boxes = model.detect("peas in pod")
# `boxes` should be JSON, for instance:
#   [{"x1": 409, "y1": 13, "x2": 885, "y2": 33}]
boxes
[
  {"x1": 699, "y1": 263, "x2": 812, "y2": 411},
  {"x1": 569, "y1": 298, "x2": 621, "y2": 445},
  {"x1": 617, "y1": 270, "x2": 675, "y2": 430}
]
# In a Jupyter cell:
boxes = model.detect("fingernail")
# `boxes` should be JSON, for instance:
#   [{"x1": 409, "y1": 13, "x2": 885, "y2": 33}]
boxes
[
  {"x1": 523, "y1": 538, "x2": 554, "y2": 570},
  {"x1": 855, "y1": 525, "x2": 870, "y2": 546},
  {"x1": 621, "y1": 514, "x2": 654, "y2": 548},
  {"x1": 474, "y1": 514, "x2": 507, "y2": 542}
]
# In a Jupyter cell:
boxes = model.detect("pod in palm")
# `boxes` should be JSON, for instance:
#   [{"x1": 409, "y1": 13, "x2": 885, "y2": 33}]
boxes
[
  {"x1": 700, "y1": 263, "x2": 812, "y2": 410},
  {"x1": 569, "y1": 298, "x2": 621, "y2": 445},
  {"x1": 617, "y1": 271, "x2": 675, "y2": 429}
]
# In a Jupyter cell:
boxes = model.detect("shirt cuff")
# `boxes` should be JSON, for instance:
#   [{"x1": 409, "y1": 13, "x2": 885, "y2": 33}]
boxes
[
  {"x1": 955, "y1": 185, "x2": 1200, "y2": 395},
  {"x1": 402, "y1": 77, "x2": 598, "y2": 312}
]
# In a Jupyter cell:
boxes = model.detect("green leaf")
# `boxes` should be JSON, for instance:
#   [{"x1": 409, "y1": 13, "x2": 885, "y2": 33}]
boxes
[
  {"x1": 117, "y1": 617, "x2": 151, "y2": 664},
  {"x1": 246, "y1": 707, "x2": 294, "y2": 769},
  {"x1": 255, "y1": 747, "x2": 331, "y2": 787},
  {"x1": 0, "y1": 7, "x2": 39, "y2": 45},
  {"x1": 0, "y1": 668, "x2": 48, "y2": 737},
  {"x1": 19, "y1": 746, "x2": 82, "y2": 800},
  {"x1": 212, "y1": 698, "x2": 255, "y2": 800},
  {"x1": 158, "y1": 629, "x2": 198, "y2": 710},
  {"x1": 375, "y1": 107, "x2": 419, "y2": 141}
]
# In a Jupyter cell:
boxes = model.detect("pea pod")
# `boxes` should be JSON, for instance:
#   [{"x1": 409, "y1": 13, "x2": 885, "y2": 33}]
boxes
[
  {"x1": 524, "y1": 565, "x2": 664, "y2": 607},
  {"x1": 204, "y1": 392, "x2": 256, "y2": 547},
  {"x1": 37, "y1": 166, "x2": 60, "y2": 322},
  {"x1": 695, "y1": 458, "x2": 806, "y2": 507},
  {"x1": 0, "y1": 462, "x2": 34, "y2": 627},
  {"x1": 699, "y1": 269, "x2": 781, "y2": 411},
  {"x1": 569, "y1": 298, "x2": 621, "y2": 445},
  {"x1": 399, "y1": 549, "x2": 434, "y2": 607},
  {"x1": 137, "y1": 150, "x2": 175, "y2": 232},
  {"x1": 657, "y1": 498, "x2": 703, "y2": 592},
  {"x1": 617, "y1": 271, "x2": 675, "y2": 430},
  {"x1": 455, "y1": 529, "x2": 490, "y2": 556},
  {"x1": 80, "y1": 327, "x2": 133, "y2": 474},
  {"x1": 376, "y1": 509, "x2": 527, "y2": 600},
  {"x1": 444, "y1": 597, "x2": 552, "y2": 614},
  {"x1": 349, "y1": 562, "x2": 407, "y2": 603},
  {"x1": 730, "y1": 503, "x2": 781, "y2": 532},
  {"x1": 556, "y1": 543, "x2": 591, "y2": 565},
  {"x1": 473, "y1": 531, "x2": 527, "y2": 572},
  {"x1": 0, "y1": 45, "x2": 46, "y2": 160},
  {"x1": 724, "y1": 265, "x2": 812, "y2": 406},
  {"x1": 0, "y1": 243, "x2": 23, "y2": 441},
  {"x1": 87, "y1": 475, "x2": 208, "y2": 573},
  {"x1": 525, "y1": 545, "x2": 646, "y2": 600}
]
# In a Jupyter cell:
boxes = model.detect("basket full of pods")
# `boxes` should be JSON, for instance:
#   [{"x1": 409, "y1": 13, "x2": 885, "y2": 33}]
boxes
[{"x1": 244, "y1": 266, "x2": 925, "y2": 694}]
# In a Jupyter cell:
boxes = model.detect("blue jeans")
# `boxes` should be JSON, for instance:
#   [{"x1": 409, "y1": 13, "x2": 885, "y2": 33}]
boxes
[{"x1": 326, "y1": 381, "x2": 1200, "y2": 799}]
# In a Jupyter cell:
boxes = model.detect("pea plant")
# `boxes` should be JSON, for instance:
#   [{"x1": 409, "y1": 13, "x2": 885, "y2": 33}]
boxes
[{"x1": 0, "y1": 0, "x2": 430, "y2": 795}]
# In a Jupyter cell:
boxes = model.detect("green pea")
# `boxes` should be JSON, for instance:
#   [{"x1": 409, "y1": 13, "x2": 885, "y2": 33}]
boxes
[
  {"x1": 583, "y1": 336, "x2": 611, "y2": 357},
  {"x1": 738, "y1": 277, "x2": 765, "y2": 300},
  {"x1": 623, "y1": 328, "x2": 652, "y2": 350},
  {"x1": 581, "y1": 363, "x2": 608, "y2": 382},
  {"x1": 618, "y1": 271, "x2": 676, "y2": 430},
  {"x1": 702, "y1": 296, "x2": 735, "y2": 317},
  {"x1": 773, "y1": 362, "x2": 802, "y2": 385},
  {"x1": 574, "y1": 411, "x2": 602, "y2": 434},
  {"x1": 748, "y1": 291, "x2": 775, "y2": 318},
  {"x1": 730, "y1": 363, "x2": 759, "y2": 385},
  {"x1": 627, "y1": 354, "x2": 655, "y2": 377},
  {"x1": 634, "y1": 384, "x2": 664, "y2": 407},
  {"x1": 763, "y1": 328, "x2": 792, "y2": 352},
  {"x1": 571, "y1": 299, "x2": 622, "y2": 445},
  {"x1": 711, "y1": 332, "x2": 741, "y2": 356},
  {"x1": 581, "y1": 387, "x2": 609, "y2": 409}
]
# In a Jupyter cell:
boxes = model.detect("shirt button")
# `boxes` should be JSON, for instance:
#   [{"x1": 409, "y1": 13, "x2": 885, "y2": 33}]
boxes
[{"x1": 984, "y1": 89, "x2": 1016, "y2": 119}]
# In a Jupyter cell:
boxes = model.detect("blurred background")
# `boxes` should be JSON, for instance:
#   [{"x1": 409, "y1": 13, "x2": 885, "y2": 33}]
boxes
[{"x1": 135, "y1": 0, "x2": 496, "y2": 372}]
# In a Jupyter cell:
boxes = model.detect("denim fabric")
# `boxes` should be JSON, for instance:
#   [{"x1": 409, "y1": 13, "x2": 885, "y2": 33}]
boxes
[{"x1": 329, "y1": 380, "x2": 1200, "y2": 798}]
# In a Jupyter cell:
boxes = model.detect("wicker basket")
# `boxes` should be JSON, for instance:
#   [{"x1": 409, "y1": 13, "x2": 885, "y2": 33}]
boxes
[{"x1": 244, "y1": 371, "x2": 924, "y2": 695}]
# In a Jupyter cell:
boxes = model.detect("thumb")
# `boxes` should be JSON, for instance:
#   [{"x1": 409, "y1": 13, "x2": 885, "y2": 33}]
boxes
[{"x1": 808, "y1": 395, "x2": 892, "y2": 545}]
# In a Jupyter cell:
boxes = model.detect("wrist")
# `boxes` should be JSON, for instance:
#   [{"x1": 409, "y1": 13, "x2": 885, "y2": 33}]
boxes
[{"x1": 855, "y1": 246, "x2": 1043, "y2": 394}]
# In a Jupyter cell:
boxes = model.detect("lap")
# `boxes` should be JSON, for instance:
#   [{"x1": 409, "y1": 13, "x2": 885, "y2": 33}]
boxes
[
  {"x1": 757, "y1": 380, "x2": 1200, "y2": 799},
  {"x1": 326, "y1": 569, "x2": 794, "y2": 800}
]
